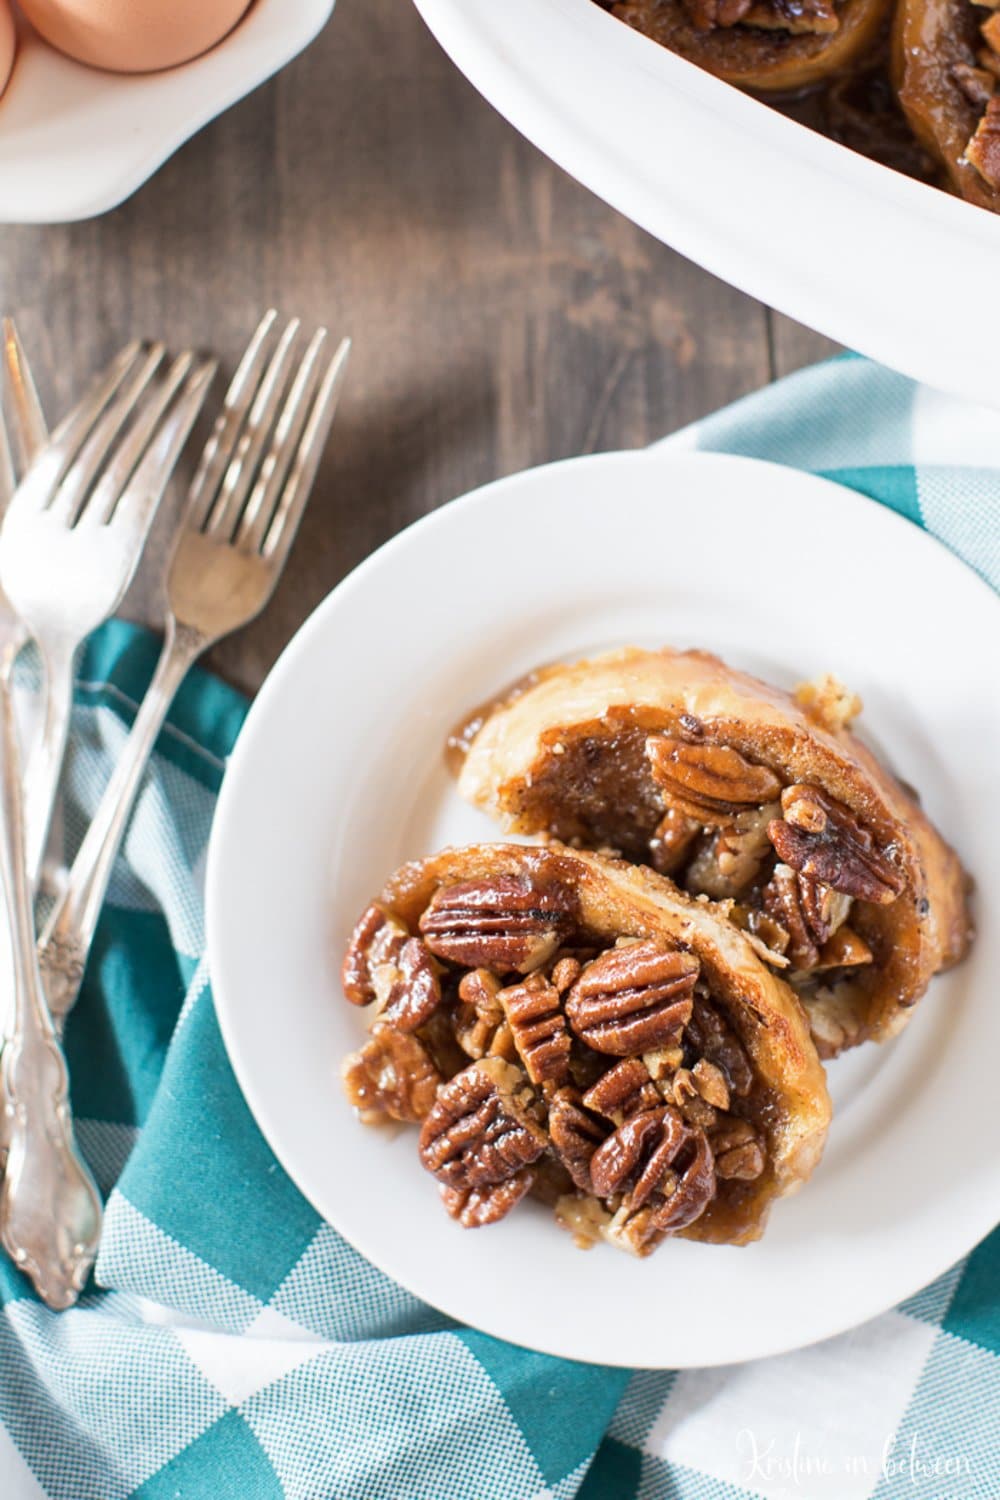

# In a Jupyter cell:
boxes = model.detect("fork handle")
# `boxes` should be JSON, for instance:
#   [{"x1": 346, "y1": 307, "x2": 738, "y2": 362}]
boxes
[
  {"x1": 0, "y1": 653, "x2": 102, "y2": 1309},
  {"x1": 38, "y1": 619, "x2": 208, "y2": 1024},
  {"x1": 24, "y1": 634, "x2": 77, "y2": 891}
]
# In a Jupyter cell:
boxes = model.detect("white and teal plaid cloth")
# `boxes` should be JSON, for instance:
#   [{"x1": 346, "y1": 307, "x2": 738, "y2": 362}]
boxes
[{"x1": 0, "y1": 356, "x2": 997, "y2": 1500}]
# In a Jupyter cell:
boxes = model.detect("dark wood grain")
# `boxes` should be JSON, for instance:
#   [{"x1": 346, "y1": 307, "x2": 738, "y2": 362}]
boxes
[{"x1": 0, "y1": 0, "x2": 839, "y2": 695}]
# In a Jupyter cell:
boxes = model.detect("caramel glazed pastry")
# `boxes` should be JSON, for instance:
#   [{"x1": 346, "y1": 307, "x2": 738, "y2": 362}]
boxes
[
  {"x1": 601, "y1": 0, "x2": 892, "y2": 93},
  {"x1": 455, "y1": 648, "x2": 972, "y2": 1058},
  {"x1": 893, "y1": 0, "x2": 1000, "y2": 207},
  {"x1": 341, "y1": 843, "x2": 831, "y2": 1255}
]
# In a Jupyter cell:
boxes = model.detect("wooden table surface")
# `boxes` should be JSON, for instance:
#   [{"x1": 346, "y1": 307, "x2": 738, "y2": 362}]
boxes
[{"x1": 0, "y1": 0, "x2": 837, "y2": 696}]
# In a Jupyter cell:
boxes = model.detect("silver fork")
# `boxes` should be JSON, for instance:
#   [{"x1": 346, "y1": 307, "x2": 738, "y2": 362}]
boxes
[
  {"x1": 1, "y1": 320, "x2": 47, "y2": 494},
  {"x1": 39, "y1": 312, "x2": 350, "y2": 1029},
  {"x1": 1, "y1": 320, "x2": 52, "y2": 883},
  {"x1": 2, "y1": 341, "x2": 218, "y2": 887},
  {"x1": 0, "y1": 343, "x2": 216, "y2": 1310}
]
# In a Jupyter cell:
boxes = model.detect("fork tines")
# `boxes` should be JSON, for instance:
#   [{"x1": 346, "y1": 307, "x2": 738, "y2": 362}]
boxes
[
  {"x1": 187, "y1": 311, "x2": 351, "y2": 557},
  {"x1": 9, "y1": 341, "x2": 216, "y2": 531}
]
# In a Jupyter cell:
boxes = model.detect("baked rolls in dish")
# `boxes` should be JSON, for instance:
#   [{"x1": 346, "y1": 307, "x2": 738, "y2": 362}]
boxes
[
  {"x1": 893, "y1": 0, "x2": 1000, "y2": 206},
  {"x1": 341, "y1": 843, "x2": 831, "y2": 1253},
  {"x1": 455, "y1": 648, "x2": 971, "y2": 1057},
  {"x1": 607, "y1": 0, "x2": 891, "y2": 92}
]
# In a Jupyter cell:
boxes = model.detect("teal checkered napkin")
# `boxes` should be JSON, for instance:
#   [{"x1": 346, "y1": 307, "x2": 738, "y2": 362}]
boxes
[{"x1": 0, "y1": 356, "x2": 997, "y2": 1500}]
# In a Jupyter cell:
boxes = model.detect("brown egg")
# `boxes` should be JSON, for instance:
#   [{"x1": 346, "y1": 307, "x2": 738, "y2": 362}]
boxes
[
  {"x1": 17, "y1": 0, "x2": 253, "y2": 74},
  {"x1": 0, "y1": 0, "x2": 15, "y2": 98}
]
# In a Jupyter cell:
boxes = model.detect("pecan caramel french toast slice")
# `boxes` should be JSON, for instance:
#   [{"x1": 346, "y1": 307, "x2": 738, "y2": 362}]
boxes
[
  {"x1": 893, "y1": 0, "x2": 1000, "y2": 209},
  {"x1": 340, "y1": 843, "x2": 831, "y2": 1254},
  {"x1": 454, "y1": 647, "x2": 972, "y2": 1057}
]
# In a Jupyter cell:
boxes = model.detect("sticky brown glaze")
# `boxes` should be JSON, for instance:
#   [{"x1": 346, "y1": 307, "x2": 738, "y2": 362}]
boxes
[
  {"x1": 893, "y1": 0, "x2": 1000, "y2": 207},
  {"x1": 380, "y1": 841, "x2": 832, "y2": 1245},
  {"x1": 455, "y1": 647, "x2": 972, "y2": 1056}
]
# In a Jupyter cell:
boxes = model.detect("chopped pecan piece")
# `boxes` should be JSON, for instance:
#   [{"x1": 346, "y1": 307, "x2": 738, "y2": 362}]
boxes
[
  {"x1": 454, "y1": 1010, "x2": 519, "y2": 1064},
  {"x1": 548, "y1": 1088, "x2": 608, "y2": 1191},
  {"x1": 486, "y1": 1022, "x2": 519, "y2": 1062},
  {"x1": 711, "y1": 1118, "x2": 766, "y2": 1181},
  {"x1": 566, "y1": 940, "x2": 698, "y2": 1056},
  {"x1": 551, "y1": 956, "x2": 582, "y2": 992},
  {"x1": 455, "y1": 969, "x2": 505, "y2": 1057},
  {"x1": 642, "y1": 1044, "x2": 685, "y2": 1082},
  {"x1": 686, "y1": 996, "x2": 754, "y2": 1098},
  {"x1": 342, "y1": 902, "x2": 407, "y2": 1006},
  {"x1": 342, "y1": 1027, "x2": 442, "y2": 1125},
  {"x1": 555, "y1": 1192, "x2": 611, "y2": 1249},
  {"x1": 814, "y1": 925, "x2": 874, "y2": 971},
  {"x1": 419, "y1": 875, "x2": 575, "y2": 974},
  {"x1": 418, "y1": 1058, "x2": 547, "y2": 1190},
  {"x1": 727, "y1": 903, "x2": 791, "y2": 967},
  {"x1": 805, "y1": 980, "x2": 866, "y2": 1056},
  {"x1": 595, "y1": 1108, "x2": 716, "y2": 1253},
  {"x1": 967, "y1": 94, "x2": 1000, "y2": 187},
  {"x1": 763, "y1": 864, "x2": 817, "y2": 967},
  {"x1": 692, "y1": 1059, "x2": 729, "y2": 1110},
  {"x1": 686, "y1": 802, "x2": 779, "y2": 899},
  {"x1": 762, "y1": 863, "x2": 849, "y2": 969},
  {"x1": 672, "y1": 1068, "x2": 718, "y2": 1130},
  {"x1": 455, "y1": 1006, "x2": 491, "y2": 1060},
  {"x1": 800, "y1": 875, "x2": 851, "y2": 941},
  {"x1": 711, "y1": 1116, "x2": 756, "y2": 1153},
  {"x1": 715, "y1": 804, "x2": 780, "y2": 889},
  {"x1": 498, "y1": 973, "x2": 571, "y2": 1086},
  {"x1": 716, "y1": 1139, "x2": 766, "y2": 1180},
  {"x1": 649, "y1": 807, "x2": 700, "y2": 876},
  {"x1": 769, "y1": 785, "x2": 904, "y2": 905},
  {"x1": 646, "y1": 736, "x2": 783, "y2": 824},
  {"x1": 581, "y1": 1058, "x2": 662, "y2": 1122},
  {"x1": 458, "y1": 967, "x2": 504, "y2": 1018},
  {"x1": 440, "y1": 1171, "x2": 535, "y2": 1228}
]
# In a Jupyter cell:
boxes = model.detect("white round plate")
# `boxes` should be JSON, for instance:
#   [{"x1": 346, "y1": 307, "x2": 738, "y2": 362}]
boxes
[
  {"x1": 412, "y1": 0, "x2": 1000, "y2": 408},
  {"x1": 0, "y1": 0, "x2": 334, "y2": 224},
  {"x1": 208, "y1": 450, "x2": 999, "y2": 1368}
]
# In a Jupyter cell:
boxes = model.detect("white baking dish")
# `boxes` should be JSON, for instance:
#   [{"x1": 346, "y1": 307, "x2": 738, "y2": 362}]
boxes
[{"x1": 414, "y1": 0, "x2": 999, "y2": 404}]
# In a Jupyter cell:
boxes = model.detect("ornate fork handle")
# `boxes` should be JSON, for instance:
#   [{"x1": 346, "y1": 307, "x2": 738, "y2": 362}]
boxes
[
  {"x1": 24, "y1": 634, "x2": 76, "y2": 887},
  {"x1": 0, "y1": 638, "x2": 101, "y2": 1308},
  {"x1": 39, "y1": 618, "x2": 208, "y2": 1026}
]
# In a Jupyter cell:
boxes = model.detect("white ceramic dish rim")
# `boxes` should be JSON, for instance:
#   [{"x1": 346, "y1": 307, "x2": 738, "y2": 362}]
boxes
[
  {"x1": 412, "y1": 0, "x2": 1000, "y2": 408},
  {"x1": 0, "y1": 0, "x2": 335, "y2": 224},
  {"x1": 208, "y1": 448, "x2": 999, "y2": 1368}
]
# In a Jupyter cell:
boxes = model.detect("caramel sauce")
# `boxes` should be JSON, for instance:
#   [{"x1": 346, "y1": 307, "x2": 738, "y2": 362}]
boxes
[{"x1": 769, "y1": 43, "x2": 939, "y2": 180}]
